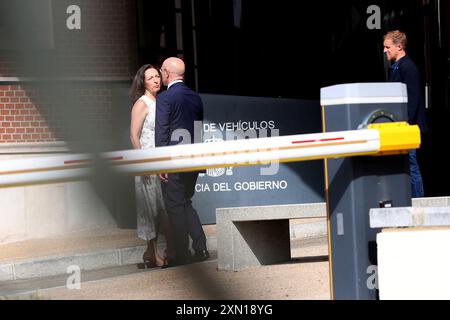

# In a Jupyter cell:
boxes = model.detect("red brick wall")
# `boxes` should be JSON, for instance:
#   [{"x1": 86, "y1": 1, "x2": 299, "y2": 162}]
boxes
[
  {"x1": 0, "y1": 85, "x2": 53, "y2": 143},
  {"x1": 0, "y1": 0, "x2": 136, "y2": 144},
  {"x1": 0, "y1": 84, "x2": 113, "y2": 143}
]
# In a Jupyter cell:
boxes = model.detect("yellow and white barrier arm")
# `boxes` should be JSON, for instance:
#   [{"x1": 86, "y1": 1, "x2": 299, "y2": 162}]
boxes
[{"x1": 0, "y1": 122, "x2": 420, "y2": 188}]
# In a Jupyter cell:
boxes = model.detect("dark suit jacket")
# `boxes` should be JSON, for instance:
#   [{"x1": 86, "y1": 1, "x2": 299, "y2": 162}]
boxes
[
  {"x1": 390, "y1": 55, "x2": 427, "y2": 133},
  {"x1": 155, "y1": 82, "x2": 204, "y2": 147}
]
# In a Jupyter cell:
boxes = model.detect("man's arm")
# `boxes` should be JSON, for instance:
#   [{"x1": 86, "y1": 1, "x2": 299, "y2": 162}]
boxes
[
  {"x1": 155, "y1": 95, "x2": 171, "y2": 147},
  {"x1": 155, "y1": 95, "x2": 172, "y2": 183},
  {"x1": 401, "y1": 64, "x2": 422, "y2": 125}
]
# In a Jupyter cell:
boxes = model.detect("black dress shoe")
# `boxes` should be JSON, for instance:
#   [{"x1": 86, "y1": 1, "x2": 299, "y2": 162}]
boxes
[{"x1": 193, "y1": 249, "x2": 210, "y2": 262}]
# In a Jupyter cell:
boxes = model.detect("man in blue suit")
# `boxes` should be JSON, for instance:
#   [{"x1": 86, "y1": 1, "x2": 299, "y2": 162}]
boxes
[
  {"x1": 155, "y1": 57, "x2": 209, "y2": 265},
  {"x1": 383, "y1": 30, "x2": 426, "y2": 198}
]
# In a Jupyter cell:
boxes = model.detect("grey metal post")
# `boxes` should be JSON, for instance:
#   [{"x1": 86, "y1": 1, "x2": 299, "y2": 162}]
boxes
[{"x1": 321, "y1": 83, "x2": 412, "y2": 300}]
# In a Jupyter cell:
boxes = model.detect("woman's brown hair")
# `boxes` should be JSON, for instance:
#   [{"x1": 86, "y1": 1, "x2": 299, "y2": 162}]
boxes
[{"x1": 129, "y1": 64, "x2": 160, "y2": 103}]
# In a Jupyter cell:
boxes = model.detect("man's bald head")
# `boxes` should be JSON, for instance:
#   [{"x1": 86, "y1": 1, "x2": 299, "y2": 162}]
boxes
[
  {"x1": 164, "y1": 57, "x2": 185, "y2": 76},
  {"x1": 161, "y1": 57, "x2": 185, "y2": 86}
]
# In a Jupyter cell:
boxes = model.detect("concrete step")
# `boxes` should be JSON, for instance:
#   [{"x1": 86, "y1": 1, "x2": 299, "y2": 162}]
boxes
[
  {"x1": 0, "y1": 228, "x2": 148, "y2": 282},
  {"x1": 0, "y1": 264, "x2": 148, "y2": 298}
]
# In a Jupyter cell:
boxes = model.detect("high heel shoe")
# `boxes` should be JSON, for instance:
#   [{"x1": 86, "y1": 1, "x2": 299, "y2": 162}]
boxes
[
  {"x1": 137, "y1": 252, "x2": 158, "y2": 269},
  {"x1": 144, "y1": 254, "x2": 169, "y2": 268}
]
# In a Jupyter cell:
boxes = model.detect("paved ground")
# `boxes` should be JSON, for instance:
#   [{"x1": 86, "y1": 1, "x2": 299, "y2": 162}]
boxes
[
  {"x1": 7, "y1": 236, "x2": 330, "y2": 300},
  {"x1": 2, "y1": 197, "x2": 447, "y2": 300}
]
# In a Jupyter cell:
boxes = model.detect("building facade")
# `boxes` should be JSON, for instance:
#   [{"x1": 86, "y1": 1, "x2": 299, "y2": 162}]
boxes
[{"x1": 0, "y1": 0, "x2": 449, "y2": 243}]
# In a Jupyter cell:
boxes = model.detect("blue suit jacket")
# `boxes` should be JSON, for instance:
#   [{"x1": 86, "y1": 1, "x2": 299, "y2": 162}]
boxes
[
  {"x1": 155, "y1": 82, "x2": 204, "y2": 147},
  {"x1": 390, "y1": 55, "x2": 427, "y2": 133}
]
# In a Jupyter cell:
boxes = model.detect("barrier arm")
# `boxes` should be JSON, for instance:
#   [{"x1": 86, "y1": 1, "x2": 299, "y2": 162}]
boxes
[{"x1": 0, "y1": 122, "x2": 420, "y2": 188}]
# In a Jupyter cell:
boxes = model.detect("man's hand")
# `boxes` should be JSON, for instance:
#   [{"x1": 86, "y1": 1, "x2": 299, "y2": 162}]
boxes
[{"x1": 159, "y1": 173, "x2": 169, "y2": 183}]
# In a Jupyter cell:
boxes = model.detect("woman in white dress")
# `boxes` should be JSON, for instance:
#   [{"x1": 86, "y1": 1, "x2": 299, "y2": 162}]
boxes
[{"x1": 129, "y1": 64, "x2": 173, "y2": 268}]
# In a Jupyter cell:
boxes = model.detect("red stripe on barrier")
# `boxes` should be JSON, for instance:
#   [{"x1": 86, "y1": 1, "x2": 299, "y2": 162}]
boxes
[
  {"x1": 319, "y1": 137, "x2": 345, "y2": 142},
  {"x1": 64, "y1": 159, "x2": 90, "y2": 165},
  {"x1": 292, "y1": 140, "x2": 316, "y2": 144}
]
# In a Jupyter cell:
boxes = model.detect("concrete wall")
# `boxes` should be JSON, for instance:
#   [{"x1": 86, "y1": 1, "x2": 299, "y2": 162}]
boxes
[
  {"x1": 0, "y1": 142, "x2": 118, "y2": 244},
  {"x1": 372, "y1": 197, "x2": 450, "y2": 299},
  {"x1": 377, "y1": 228, "x2": 450, "y2": 300}
]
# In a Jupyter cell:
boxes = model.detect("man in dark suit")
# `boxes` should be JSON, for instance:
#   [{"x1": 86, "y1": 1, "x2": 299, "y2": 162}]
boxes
[
  {"x1": 155, "y1": 57, "x2": 209, "y2": 265},
  {"x1": 383, "y1": 30, "x2": 426, "y2": 198}
]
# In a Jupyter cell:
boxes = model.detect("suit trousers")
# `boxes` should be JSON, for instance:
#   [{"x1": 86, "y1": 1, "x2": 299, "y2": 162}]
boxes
[{"x1": 161, "y1": 172, "x2": 207, "y2": 263}]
